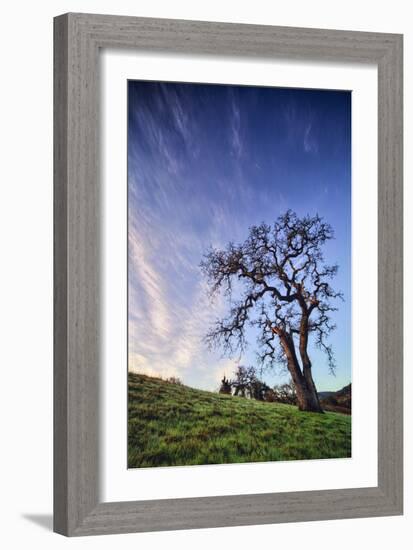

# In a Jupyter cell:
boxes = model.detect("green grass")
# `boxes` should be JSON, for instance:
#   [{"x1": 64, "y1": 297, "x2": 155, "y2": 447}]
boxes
[{"x1": 128, "y1": 373, "x2": 351, "y2": 468}]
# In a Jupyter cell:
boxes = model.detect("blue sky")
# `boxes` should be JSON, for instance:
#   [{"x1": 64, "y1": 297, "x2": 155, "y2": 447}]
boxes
[{"x1": 128, "y1": 81, "x2": 351, "y2": 392}]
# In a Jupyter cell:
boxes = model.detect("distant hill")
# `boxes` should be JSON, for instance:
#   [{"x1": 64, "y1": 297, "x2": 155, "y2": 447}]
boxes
[
  {"x1": 318, "y1": 391, "x2": 335, "y2": 399},
  {"x1": 319, "y1": 384, "x2": 351, "y2": 415},
  {"x1": 128, "y1": 373, "x2": 351, "y2": 468}
]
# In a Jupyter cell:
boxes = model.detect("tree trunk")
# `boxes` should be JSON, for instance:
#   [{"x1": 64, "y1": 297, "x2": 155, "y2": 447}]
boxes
[
  {"x1": 298, "y1": 367, "x2": 323, "y2": 412},
  {"x1": 302, "y1": 365, "x2": 323, "y2": 411},
  {"x1": 287, "y1": 361, "x2": 323, "y2": 413},
  {"x1": 279, "y1": 332, "x2": 323, "y2": 413},
  {"x1": 296, "y1": 313, "x2": 323, "y2": 412}
]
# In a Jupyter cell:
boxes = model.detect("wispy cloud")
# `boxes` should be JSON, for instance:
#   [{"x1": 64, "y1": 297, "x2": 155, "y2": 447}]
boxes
[
  {"x1": 127, "y1": 140, "x2": 239, "y2": 389},
  {"x1": 229, "y1": 91, "x2": 243, "y2": 159},
  {"x1": 128, "y1": 243, "x2": 232, "y2": 388},
  {"x1": 130, "y1": 84, "x2": 197, "y2": 176},
  {"x1": 161, "y1": 84, "x2": 191, "y2": 143},
  {"x1": 283, "y1": 101, "x2": 319, "y2": 155},
  {"x1": 128, "y1": 235, "x2": 170, "y2": 341},
  {"x1": 303, "y1": 122, "x2": 319, "y2": 154}
]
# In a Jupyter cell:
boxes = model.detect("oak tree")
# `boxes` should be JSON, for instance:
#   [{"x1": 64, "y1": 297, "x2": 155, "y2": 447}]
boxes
[{"x1": 201, "y1": 210, "x2": 342, "y2": 413}]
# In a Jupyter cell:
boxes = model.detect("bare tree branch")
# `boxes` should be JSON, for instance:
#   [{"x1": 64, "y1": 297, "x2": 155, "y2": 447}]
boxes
[{"x1": 201, "y1": 210, "x2": 342, "y2": 381}]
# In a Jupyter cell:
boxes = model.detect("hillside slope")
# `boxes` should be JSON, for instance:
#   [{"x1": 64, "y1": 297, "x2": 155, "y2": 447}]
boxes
[
  {"x1": 319, "y1": 384, "x2": 352, "y2": 415},
  {"x1": 128, "y1": 373, "x2": 351, "y2": 468}
]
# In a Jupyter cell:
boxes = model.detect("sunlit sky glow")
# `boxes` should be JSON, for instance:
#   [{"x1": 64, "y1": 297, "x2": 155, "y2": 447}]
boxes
[{"x1": 128, "y1": 81, "x2": 351, "y2": 392}]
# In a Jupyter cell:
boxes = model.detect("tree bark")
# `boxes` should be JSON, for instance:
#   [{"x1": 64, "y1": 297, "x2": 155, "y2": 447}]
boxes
[
  {"x1": 272, "y1": 326, "x2": 323, "y2": 413},
  {"x1": 300, "y1": 366, "x2": 323, "y2": 412},
  {"x1": 298, "y1": 315, "x2": 323, "y2": 413},
  {"x1": 289, "y1": 363, "x2": 323, "y2": 412},
  {"x1": 278, "y1": 331, "x2": 323, "y2": 413}
]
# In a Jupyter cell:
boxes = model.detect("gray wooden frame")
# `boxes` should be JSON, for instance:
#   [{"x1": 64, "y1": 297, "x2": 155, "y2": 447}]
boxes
[{"x1": 54, "y1": 12, "x2": 403, "y2": 537}]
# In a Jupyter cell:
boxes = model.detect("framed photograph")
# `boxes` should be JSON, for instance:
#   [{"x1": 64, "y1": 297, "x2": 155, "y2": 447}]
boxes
[{"x1": 54, "y1": 13, "x2": 403, "y2": 536}]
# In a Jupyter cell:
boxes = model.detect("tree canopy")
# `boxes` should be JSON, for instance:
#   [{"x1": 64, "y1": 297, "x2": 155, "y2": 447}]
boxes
[{"x1": 201, "y1": 210, "x2": 343, "y2": 380}]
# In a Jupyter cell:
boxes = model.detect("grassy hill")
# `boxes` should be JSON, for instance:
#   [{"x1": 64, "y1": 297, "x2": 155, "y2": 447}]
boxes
[{"x1": 128, "y1": 373, "x2": 351, "y2": 468}]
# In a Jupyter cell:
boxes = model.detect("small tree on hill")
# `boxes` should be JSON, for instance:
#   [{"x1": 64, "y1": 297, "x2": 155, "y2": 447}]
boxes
[
  {"x1": 273, "y1": 380, "x2": 297, "y2": 405},
  {"x1": 166, "y1": 376, "x2": 182, "y2": 385},
  {"x1": 231, "y1": 365, "x2": 252, "y2": 397},
  {"x1": 219, "y1": 375, "x2": 232, "y2": 395}
]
